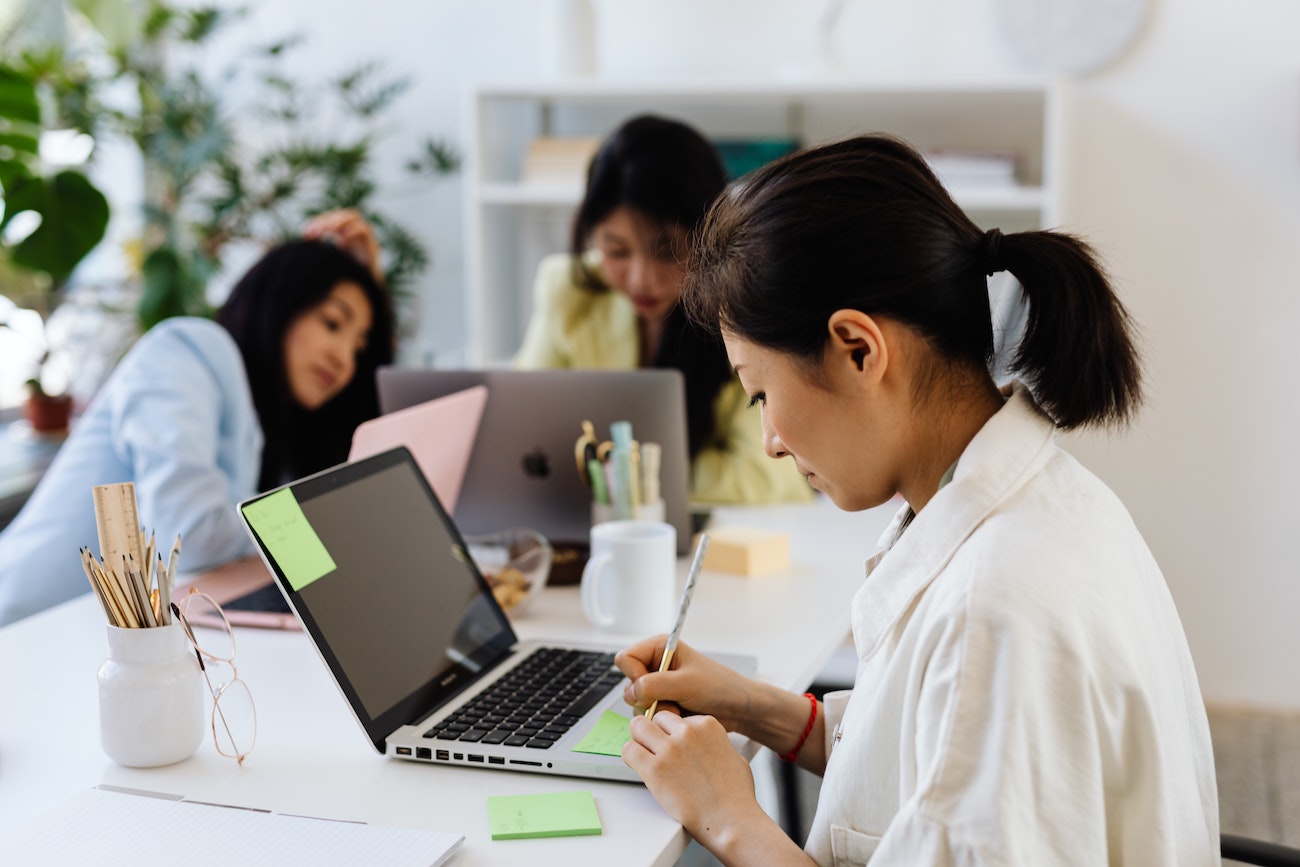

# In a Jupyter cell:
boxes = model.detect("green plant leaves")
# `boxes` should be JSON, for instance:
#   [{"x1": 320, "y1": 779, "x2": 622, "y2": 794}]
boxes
[
  {"x1": 0, "y1": 67, "x2": 40, "y2": 125},
  {"x1": 137, "y1": 243, "x2": 216, "y2": 329},
  {"x1": 72, "y1": 0, "x2": 140, "y2": 55},
  {"x1": 1, "y1": 170, "x2": 110, "y2": 280},
  {"x1": 1, "y1": 63, "x2": 109, "y2": 288},
  {"x1": 0, "y1": 66, "x2": 41, "y2": 193}
]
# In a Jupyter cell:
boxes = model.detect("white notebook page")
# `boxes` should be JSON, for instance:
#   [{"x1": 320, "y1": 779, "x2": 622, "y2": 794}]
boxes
[{"x1": 8, "y1": 786, "x2": 463, "y2": 867}]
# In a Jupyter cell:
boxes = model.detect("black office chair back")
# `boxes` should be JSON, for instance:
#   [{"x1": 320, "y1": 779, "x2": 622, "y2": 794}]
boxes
[{"x1": 1222, "y1": 833, "x2": 1300, "y2": 866}]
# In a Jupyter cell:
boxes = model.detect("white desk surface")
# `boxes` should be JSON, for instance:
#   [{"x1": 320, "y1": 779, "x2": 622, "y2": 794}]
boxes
[{"x1": 0, "y1": 498, "x2": 896, "y2": 866}]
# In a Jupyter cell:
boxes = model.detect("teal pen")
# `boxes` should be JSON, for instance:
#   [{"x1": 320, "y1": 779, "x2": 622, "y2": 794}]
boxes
[
  {"x1": 587, "y1": 457, "x2": 609, "y2": 505},
  {"x1": 610, "y1": 421, "x2": 635, "y2": 519}
]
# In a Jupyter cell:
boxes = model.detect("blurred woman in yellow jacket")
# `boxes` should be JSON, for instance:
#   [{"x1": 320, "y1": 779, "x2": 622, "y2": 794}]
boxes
[{"x1": 515, "y1": 115, "x2": 812, "y2": 505}]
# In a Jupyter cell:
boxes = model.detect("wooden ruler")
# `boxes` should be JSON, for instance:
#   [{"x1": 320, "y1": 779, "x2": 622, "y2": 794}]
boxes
[{"x1": 92, "y1": 482, "x2": 144, "y2": 575}]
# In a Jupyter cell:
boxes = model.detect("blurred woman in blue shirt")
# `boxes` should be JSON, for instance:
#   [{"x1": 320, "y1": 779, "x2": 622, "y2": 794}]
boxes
[{"x1": 0, "y1": 210, "x2": 394, "y2": 625}]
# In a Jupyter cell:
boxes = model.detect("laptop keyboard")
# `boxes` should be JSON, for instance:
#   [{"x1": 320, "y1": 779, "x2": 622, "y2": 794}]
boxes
[{"x1": 422, "y1": 648, "x2": 625, "y2": 750}]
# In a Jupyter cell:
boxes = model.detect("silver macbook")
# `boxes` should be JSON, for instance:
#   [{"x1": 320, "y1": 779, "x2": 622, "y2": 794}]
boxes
[
  {"x1": 237, "y1": 446, "x2": 752, "y2": 781},
  {"x1": 377, "y1": 368, "x2": 692, "y2": 554}
]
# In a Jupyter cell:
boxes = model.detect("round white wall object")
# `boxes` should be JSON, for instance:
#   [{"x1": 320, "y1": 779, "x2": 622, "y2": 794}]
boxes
[{"x1": 996, "y1": 0, "x2": 1151, "y2": 74}]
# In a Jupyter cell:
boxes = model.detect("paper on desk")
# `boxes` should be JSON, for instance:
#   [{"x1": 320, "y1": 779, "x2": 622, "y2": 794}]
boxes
[
  {"x1": 571, "y1": 708, "x2": 632, "y2": 756},
  {"x1": 8, "y1": 786, "x2": 463, "y2": 866},
  {"x1": 487, "y1": 790, "x2": 602, "y2": 840}
]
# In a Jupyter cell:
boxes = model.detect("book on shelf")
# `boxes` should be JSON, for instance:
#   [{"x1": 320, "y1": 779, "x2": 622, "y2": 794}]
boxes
[
  {"x1": 521, "y1": 136, "x2": 602, "y2": 186},
  {"x1": 712, "y1": 137, "x2": 801, "y2": 181},
  {"x1": 924, "y1": 149, "x2": 1021, "y2": 189}
]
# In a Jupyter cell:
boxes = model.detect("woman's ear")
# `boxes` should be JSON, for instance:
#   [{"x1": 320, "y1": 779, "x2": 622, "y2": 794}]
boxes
[{"x1": 826, "y1": 309, "x2": 887, "y2": 385}]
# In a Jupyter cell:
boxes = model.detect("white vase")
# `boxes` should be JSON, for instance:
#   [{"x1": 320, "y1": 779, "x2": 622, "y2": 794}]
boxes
[
  {"x1": 539, "y1": 0, "x2": 596, "y2": 79},
  {"x1": 98, "y1": 623, "x2": 205, "y2": 767}
]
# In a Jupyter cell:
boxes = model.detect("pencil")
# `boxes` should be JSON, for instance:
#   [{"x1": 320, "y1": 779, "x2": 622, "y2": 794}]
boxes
[
  {"x1": 157, "y1": 552, "x2": 170, "y2": 625},
  {"x1": 645, "y1": 533, "x2": 710, "y2": 718},
  {"x1": 126, "y1": 555, "x2": 157, "y2": 627},
  {"x1": 640, "y1": 442, "x2": 661, "y2": 508},
  {"x1": 587, "y1": 458, "x2": 609, "y2": 505},
  {"x1": 97, "y1": 562, "x2": 137, "y2": 629},
  {"x1": 80, "y1": 547, "x2": 116, "y2": 625},
  {"x1": 628, "y1": 442, "x2": 643, "y2": 511},
  {"x1": 164, "y1": 535, "x2": 181, "y2": 614}
]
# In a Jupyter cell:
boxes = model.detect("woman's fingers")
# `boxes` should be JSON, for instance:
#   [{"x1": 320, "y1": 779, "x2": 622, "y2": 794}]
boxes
[
  {"x1": 302, "y1": 209, "x2": 383, "y2": 279},
  {"x1": 615, "y1": 634, "x2": 669, "y2": 680},
  {"x1": 622, "y1": 711, "x2": 759, "y2": 839}
]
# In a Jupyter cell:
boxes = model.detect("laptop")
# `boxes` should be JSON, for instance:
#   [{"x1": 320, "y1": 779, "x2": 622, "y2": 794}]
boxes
[
  {"x1": 238, "y1": 446, "x2": 753, "y2": 781},
  {"x1": 377, "y1": 368, "x2": 692, "y2": 555},
  {"x1": 188, "y1": 387, "x2": 489, "y2": 629},
  {"x1": 347, "y1": 385, "x2": 489, "y2": 512}
]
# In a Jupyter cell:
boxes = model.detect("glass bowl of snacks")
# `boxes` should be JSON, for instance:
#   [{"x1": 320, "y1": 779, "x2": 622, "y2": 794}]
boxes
[{"x1": 465, "y1": 528, "x2": 553, "y2": 616}]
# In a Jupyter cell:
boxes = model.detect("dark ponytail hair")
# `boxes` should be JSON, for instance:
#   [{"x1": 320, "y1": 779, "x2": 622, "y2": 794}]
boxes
[
  {"x1": 685, "y1": 134, "x2": 1142, "y2": 429},
  {"x1": 570, "y1": 114, "x2": 733, "y2": 458},
  {"x1": 216, "y1": 239, "x2": 395, "y2": 490}
]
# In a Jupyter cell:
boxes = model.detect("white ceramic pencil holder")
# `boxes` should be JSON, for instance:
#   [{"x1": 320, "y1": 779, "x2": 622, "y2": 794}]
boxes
[{"x1": 98, "y1": 622, "x2": 205, "y2": 767}]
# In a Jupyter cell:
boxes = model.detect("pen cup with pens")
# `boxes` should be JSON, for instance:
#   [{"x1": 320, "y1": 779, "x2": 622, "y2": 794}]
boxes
[
  {"x1": 87, "y1": 483, "x2": 204, "y2": 768},
  {"x1": 576, "y1": 419, "x2": 665, "y2": 526}
]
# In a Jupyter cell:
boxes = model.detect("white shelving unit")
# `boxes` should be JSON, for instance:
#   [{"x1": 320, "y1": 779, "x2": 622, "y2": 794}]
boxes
[{"x1": 463, "y1": 80, "x2": 1061, "y2": 366}]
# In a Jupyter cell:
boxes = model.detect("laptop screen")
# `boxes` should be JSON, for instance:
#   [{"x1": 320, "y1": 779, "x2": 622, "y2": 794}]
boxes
[
  {"x1": 239, "y1": 447, "x2": 518, "y2": 750},
  {"x1": 375, "y1": 368, "x2": 693, "y2": 553}
]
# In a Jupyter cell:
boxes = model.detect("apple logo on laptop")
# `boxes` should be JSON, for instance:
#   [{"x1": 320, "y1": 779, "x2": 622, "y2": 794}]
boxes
[{"x1": 522, "y1": 447, "x2": 551, "y2": 479}]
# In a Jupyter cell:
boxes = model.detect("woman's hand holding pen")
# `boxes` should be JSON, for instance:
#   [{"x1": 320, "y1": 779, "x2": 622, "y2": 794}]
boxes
[
  {"x1": 618, "y1": 636, "x2": 815, "y2": 864},
  {"x1": 617, "y1": 635, "x2": 831, "y2": 774},
  {"x1": 615, "y1": 636, "x2": 752, "y2": 731}
]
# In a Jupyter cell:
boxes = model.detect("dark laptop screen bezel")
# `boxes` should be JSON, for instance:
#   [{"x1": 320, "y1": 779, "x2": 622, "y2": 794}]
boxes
[{"x1": 239, "y1": 446, "x2": 519, "y2": 752}]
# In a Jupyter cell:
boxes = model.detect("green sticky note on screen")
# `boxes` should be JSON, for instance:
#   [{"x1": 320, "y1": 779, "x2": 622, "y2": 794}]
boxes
[
  {"x1": 571, "y1": 709, "x2": 632, "y2": 756},
  {"x1": 241, "y1": 488, "x2": 336, "y2": 591},
  {"x1": 487, "y1": 790, "x2": 602, "y2": 840}
]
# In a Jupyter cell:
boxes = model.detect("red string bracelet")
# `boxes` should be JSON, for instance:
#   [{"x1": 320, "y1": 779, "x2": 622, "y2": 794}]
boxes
[{"x1": 781, "y1": 692, "x2": 818, "y2": 763}]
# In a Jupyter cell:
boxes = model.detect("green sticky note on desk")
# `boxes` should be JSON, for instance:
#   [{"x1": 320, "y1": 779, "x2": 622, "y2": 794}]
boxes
[
  {"x1": 241, "y1": 488, "x2": 336, "y2": 591},
  {"x1": 571, "y1": 709, "x2": 632, "y2": 756},
  {"x1": 487, "y1": 790, "x2": 602, "y2": 840}
]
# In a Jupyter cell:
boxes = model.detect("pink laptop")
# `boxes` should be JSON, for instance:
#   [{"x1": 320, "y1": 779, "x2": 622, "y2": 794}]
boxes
[
  {"x1": 347, "y1": 385, "x2": 489, "y2": 513},
  {"x1": 186, "y1": 386, "x2": 489, "y2": 629}
]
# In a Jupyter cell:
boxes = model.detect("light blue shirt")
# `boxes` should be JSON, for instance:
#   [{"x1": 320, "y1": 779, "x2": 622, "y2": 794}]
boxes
[{"x1": 0, "y1": 318, "x2": 263, "y2": 625}]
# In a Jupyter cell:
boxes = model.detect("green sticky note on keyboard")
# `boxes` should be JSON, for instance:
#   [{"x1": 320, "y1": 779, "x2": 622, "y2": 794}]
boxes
[
  {"x1": 487, "y1": 790, "x2": 602, "y2": 840},
  {"x1": 241, "y1": 488, "x2": 336, "y2": 591},
  {"x1": 571, "y1": 709, "x2": 632, "y2": 757}
]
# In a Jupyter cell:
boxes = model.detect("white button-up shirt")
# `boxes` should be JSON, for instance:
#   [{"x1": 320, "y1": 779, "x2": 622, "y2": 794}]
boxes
[{"x1": 805, "y1": 385, "x2": 1219, "y2": 866}]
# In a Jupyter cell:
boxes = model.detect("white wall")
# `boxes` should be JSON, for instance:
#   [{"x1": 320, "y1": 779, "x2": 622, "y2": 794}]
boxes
[
  {"x1": 208, "y1": 0, "x2": 1300, "y2": 709},
  {"x1": 1056, "y1": 2, "x2": 1300, "y2": 711}
]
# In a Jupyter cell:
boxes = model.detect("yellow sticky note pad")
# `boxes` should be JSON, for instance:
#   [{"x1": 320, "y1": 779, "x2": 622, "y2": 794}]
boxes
[
  {"x1": 571, "y1": 709, "x2": 631, "y2": 757},
  {"x1": 241, "y1": 488, "x2": 336, "y2": 591},
  {"x1": 694, "y1": 526, "x2": 790, "y2": 576},
  {"x1": 487, "y1": 790, "x2": 602, "y2": 840}
]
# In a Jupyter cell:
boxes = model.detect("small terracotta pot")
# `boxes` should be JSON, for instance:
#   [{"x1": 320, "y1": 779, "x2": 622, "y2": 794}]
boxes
[{"x1": 25, "y1": 392, "x2": 73, "y2": 433}]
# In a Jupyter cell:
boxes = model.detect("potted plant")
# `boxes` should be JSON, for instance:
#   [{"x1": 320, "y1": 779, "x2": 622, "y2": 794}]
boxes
[
  {"x1": 0, "y1": 62, "x2": 110, "y2": 432},
  {"x1": 23, "y1": 373, "x2": 72, "y2": 432},
  {"x1": 3, "y1": 0, "x2": 457, "y2": 380},
  {"x1": 65, "y1": 0, "x2": 459, "y2": 331}
]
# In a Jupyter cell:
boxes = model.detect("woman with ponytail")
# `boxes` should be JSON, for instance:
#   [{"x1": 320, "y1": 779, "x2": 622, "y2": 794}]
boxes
[{"x1": 614, "y1": 135, "x2": 1217, "y2": 866}]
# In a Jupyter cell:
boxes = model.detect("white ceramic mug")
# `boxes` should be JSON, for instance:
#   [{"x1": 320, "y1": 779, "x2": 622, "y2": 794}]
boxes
[{"x1": 580, "y1": 520, "x2": 676, "y2": 633}]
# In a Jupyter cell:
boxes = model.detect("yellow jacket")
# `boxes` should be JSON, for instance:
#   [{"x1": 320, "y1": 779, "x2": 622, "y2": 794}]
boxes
[{"x1": 515, "y1": 254, "x2": 812, "y2": 505}]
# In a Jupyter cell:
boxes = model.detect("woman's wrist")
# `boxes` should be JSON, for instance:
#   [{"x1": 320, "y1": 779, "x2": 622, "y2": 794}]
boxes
[
  {"x1": 733, "y1": 682, "x2": 818, "y2": 754},
  {"x1": 699, "y1": 803, "x2": 816, "y2": 867}
]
